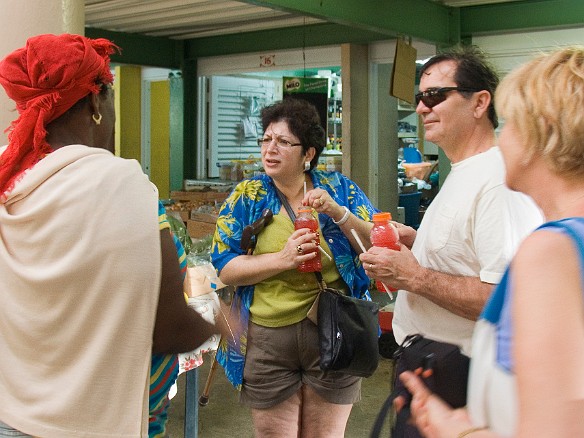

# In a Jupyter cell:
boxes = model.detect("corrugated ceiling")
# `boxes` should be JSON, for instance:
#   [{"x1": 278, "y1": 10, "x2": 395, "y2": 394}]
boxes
[{"x1": 84, "y1": 0, "x2": 524, "y2": 40}]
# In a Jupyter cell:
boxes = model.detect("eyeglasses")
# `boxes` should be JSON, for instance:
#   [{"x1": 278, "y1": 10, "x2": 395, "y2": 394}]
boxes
[
  {"x1": 415, "y1": 87, "x2": 481, "y2": 108},
  {"x1": 257, "y1": 136, "x2": 302, "y2": 149}
]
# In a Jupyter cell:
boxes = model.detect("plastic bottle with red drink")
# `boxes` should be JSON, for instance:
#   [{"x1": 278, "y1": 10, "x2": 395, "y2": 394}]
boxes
[
  {"x1": 294, "y1": 207, "x2": 322, "y2": 273},
  {"x1": 370, "y1": 212, "x2": 400, "y2": 292}
]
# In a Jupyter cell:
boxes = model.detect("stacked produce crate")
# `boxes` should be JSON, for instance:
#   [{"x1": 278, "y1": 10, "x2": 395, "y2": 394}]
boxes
[{"x1": 166, "y1": 190, "x2": 229, "y2": 239}]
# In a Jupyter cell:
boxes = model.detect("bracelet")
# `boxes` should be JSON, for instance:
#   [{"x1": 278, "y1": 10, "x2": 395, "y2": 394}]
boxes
[
  {"x1": 457, "y1": 426, "x2": 487, "y2": 438},
  {"x1": 333, "y1": 206, "x2": 350, "y2": 225}
]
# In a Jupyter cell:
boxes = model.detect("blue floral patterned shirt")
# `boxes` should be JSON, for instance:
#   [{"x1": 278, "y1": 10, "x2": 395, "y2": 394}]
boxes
[{"x1": 211, "y1": 170, "x2": 378, "y2": 388}]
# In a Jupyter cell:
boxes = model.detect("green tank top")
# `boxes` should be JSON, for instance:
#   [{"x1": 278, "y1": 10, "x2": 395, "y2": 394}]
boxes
[{"x1": 250, "y1": 212, "x2": 348, "y2": 327}]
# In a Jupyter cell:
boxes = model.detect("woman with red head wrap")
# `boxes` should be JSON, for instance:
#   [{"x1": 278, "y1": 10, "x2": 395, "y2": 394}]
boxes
[
  {"x1": 0, "y1": 34, "x2": 232, "y2": 437},
  {"x1": 0, "y1": 33, "x2": 117, "y2": 199}
]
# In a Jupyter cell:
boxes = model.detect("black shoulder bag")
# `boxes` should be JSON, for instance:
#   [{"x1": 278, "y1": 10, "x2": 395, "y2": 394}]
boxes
[
  {"x1": 370, "y1": 334, "x2": 470, "y2": 437},
  {"x1": 276, "y1": 188, "x2": 379, "y2": 378},
  {"x1": 315, "y1": 275, "x2": 380, "y2": 377}
]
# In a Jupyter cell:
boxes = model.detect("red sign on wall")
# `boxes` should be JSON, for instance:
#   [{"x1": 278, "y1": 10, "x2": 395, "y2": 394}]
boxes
[{"x1": 259, "y1": 54, "x2": 275, "y2": 68}]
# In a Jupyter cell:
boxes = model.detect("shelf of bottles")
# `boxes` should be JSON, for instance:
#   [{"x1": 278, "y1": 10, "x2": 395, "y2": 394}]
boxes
[
  {"x1": 397, "y1": 99, "x2": 418, "y2": 139},
  {"x1": 327, "y1": 98, "x2": 342, "y2": 150}
]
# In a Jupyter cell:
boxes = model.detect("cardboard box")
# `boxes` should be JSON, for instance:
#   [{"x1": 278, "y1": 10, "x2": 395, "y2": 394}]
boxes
[
  {"x1": 391, "y1": 39, "x2": 417, "y2": 104},
  {"x1": 184, "y1": 265, "x2": 226, "y2": 297},
  {"x1": 190, "y1": 212, "x2": 219, "y2": 223},
  {"x1": 186, "y1": 219, "x2": 217, "y2": 239},
  {"x1": 171, "y1": 191, "x2": 229, "y2": 203},
  {"x1": 167, "y1": 209, "x2": 190, "y2": 222}
]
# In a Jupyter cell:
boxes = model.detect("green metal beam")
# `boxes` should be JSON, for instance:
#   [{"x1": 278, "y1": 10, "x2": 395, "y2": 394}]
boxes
[
  {"x1": 240, "y1": 0, "x2": 458, "y2": 46},
  {"x1": 460, "y1": 0, "x2": 584, "y2": 36},
  {"x1": 169, "y1": 73, "x2": 184, "y2": 190},
  {"x1": 185, "y1": 23, "x2": 387, "y2": 59},
  {"x1": 182, "y1": 60, "x2": 198, "y2": 180},
  {"x1": 85, "y1": 27, "x2": 183, "y2": 69},
  {"x1": 85, "y1": 0, "x2": 583, "y2": 66}
]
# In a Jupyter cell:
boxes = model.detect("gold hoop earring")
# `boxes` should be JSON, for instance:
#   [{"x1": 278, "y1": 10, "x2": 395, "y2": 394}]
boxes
[
  {"x1": 92, "y1": 113, "x2": 102, "y2": 125},
  {"x1": 304, "y1": 161, "x2": 311, "y2": 171}
]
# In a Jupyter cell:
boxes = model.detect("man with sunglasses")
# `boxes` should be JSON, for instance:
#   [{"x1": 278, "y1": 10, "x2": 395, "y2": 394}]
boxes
[{"x1": 361, "y1": 46, "x2": 543, "y2": 437}]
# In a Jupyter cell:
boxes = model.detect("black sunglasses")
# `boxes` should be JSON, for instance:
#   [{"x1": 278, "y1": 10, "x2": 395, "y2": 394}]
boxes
[{"x1": 415, "y1": 87, "x2": 481, "y2": 108}]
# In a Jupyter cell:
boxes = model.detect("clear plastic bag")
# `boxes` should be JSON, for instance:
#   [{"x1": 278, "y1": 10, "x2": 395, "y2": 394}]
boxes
[{"x1": 167, "y1": 212, "x2": 192, "y2": 255}]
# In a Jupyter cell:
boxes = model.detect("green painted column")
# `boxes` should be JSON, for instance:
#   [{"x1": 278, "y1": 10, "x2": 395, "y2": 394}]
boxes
[
  {"x1": 182, "y1": 59, "x2": 198, "y2": 179},
  {"x1": 169, "y1": 72, "x2": 184, "y2": 191},
  {"x1": 150, "y1": 81, "x2": 171, "y2": 199},
  {"x1": 374, "y1": 63, "x2": 399, "y2": 216},
  {"x1": 114, "y1": 65, "x2": 141, "y2": 161},
  {"x1": 341, "y1": 43, "x2": 369, "y2": 191}
]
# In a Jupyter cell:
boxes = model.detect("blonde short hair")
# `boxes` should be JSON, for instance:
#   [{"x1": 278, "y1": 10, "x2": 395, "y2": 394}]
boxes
[{"x1": 496, "y1": 46, "x2": 584, "y2": 179}]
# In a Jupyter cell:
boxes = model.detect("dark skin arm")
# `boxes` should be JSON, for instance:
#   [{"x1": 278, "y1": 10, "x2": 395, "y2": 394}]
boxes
[
  {"x1": 45, "y1": 92, "x2": 234, "y2": 353},
  {"x1": 152, "y1": 229, "x2": 234, "y2": 354}
]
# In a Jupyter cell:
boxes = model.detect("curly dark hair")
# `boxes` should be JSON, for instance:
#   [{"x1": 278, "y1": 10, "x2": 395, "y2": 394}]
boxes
[
  {"x1": 260, "y1": 97, "x2": 326, "y2": 170},
  {"x1": 421, "y1": 45, "x2": 500, "y2": 129}
]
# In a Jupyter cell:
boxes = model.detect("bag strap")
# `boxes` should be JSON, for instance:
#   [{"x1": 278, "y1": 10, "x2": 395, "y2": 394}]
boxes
[
  {"x1": 371, "y1": 338, "x2": 405, "y2": 438},
  {"x1": 370, "y1": 389, "x2": 401, "y2": 438},
  {"x1": 274, "y1": 185, "x2": 327, "y2": 291},
  {"x1": 274, "y1": 184, "x2": 297, "y2": 222},
  {"x1": 370, "y1": 334, "x2": 425, "y2": 437}
]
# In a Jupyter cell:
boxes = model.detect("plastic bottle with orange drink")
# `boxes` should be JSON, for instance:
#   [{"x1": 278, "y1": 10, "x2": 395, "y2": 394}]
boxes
[
  {"x1": 370, "y1": 212, "x2": 400, "y2": 292},
  {"x1": 294, "y1": 207, "x2": 322, "y2": 273}
]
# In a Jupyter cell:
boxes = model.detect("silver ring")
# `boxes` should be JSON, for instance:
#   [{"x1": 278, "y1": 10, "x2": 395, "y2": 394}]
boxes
[
  {"x1": 368, "y1": 264, "x2": 374, "y2": 270},
  {"x1": 297, "y1": 245, "x2": 303, "y2": 254}
]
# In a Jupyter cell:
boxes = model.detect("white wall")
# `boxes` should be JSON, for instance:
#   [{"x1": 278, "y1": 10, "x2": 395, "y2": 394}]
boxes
[
  {"x1": 369, "y1": 40, "x2": 437, "y2": 64},
  {"x1": 197, "y1": 45, "x2": 342, "y2": 77},
  {"x1": 0, "y1": 0, "x2": 84, "y2": 145},
  {"x1": 197, "y1": 40, "x2": 438, "y2": 77},
  {"x1": 474, "y1": 27, "x2": 584, "y2": 75}
]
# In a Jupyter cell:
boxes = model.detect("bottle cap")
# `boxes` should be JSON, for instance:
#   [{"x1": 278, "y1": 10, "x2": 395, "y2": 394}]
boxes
[
  {"x1": 298, "y1": 207, "x2": 312, "y2": 213},
  {"x1": 372, "y1": 212, "x2": 392, "y2": 222}
]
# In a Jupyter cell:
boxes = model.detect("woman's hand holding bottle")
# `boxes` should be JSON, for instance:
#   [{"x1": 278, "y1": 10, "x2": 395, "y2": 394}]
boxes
[{"x1": 279, "y1": 227, "x2": 320, "y2": 271}]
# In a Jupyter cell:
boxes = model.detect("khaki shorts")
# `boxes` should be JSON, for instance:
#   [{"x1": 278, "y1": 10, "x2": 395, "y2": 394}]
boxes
[
  {"x1": 241, "y1": 319, "x2": 361, "y2": 409},
  {"x1": 0, "y1": 420, "x2": 32, "y2": 437}
]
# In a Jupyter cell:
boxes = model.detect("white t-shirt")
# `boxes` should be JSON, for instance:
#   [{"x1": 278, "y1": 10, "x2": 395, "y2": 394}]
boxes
[{"x1": 392, "y1": 147, "x2": 543, "y2": 356}]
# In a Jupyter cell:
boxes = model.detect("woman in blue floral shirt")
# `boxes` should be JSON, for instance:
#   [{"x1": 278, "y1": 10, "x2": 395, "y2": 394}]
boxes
[{"x1": 211, "y1": 98, "x2": 378, "y2": 437}]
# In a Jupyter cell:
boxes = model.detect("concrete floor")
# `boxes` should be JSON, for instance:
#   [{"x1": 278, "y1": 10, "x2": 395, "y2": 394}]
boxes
[
  {"x1": 166, "y1": 355, "x2": 395, "y2": 438},
  {"x1": 166, "y1": 288, "x2": 396, "y2": 437}
]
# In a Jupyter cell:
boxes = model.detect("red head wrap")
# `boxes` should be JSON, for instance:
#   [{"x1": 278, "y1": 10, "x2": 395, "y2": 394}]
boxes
[{"x1": 0, "y1": 33, "x2": 119, "y2": 198}]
